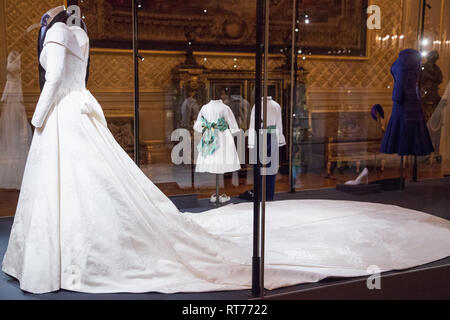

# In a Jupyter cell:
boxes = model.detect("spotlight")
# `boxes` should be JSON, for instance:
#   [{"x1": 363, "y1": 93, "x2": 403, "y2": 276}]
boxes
[
  {"x1": 305, "y1": 19, "x2": 310, "y2": 24},
  {"x1": 421, "y1": 51, "x2": 428, "y2": 57},
  {"x1": 422, "y1": 38, "x2": 429, "y2": 46}
]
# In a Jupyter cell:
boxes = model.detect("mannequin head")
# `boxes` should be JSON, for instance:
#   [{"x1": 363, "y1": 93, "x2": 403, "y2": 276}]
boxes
[{"x1": 45, "y1": 6, "x2": 66, "y2": 25}]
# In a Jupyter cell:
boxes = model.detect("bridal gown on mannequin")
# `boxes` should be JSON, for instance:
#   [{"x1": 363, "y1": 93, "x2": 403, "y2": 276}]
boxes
[{"x1": 2, "y1": 22, "x2": 450, "y2": 294}]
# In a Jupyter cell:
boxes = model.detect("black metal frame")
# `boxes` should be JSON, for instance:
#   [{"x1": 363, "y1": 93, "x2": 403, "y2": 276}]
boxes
[
  {"x1": 132, "y1": 0, "x2": 141, "y2": 165},
  {"x1": 252, "y1": 0, "x2": 264, "y2": 297}
]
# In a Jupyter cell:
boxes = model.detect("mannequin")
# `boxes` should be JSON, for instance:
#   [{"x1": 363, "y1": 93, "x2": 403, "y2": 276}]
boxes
[
  {"x1": 38, "y1": 6, "x2": 90, "y2": 92},
  {"x1": 246, "y1": 96, "x2": 286, "y2": 201},
  {"x1": 194, "y1": 99, "x2": 241, "y2": 204},
  {"x1": 380, "y1": 49, "x2": 434, "y2": 188}
]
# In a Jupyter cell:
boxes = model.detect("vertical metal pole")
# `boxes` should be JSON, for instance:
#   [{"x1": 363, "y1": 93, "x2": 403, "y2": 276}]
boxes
[
  {"x1": 419, "y1": 0, "x2": 427, "y2": 51},
  {"x1": 252, "y1": 0, "x2": 264, "y2": 297},
  {"x1": 400, "y1": 156, "x2": 405, "y2": 191},
  {"x1": 216, "y1": 174, "x2": 220, "y2": 205},
  {"x1": 260, "y1": 0, "x2": 269, "y2": 298},
  {"x1": 288, "y1": 0, "x2": 298, "y2": 192},
  {"x1": 415, "y1": 0, "x2": 428, "y2": 182},
  {"x1": 132, "y1": 0, "x2": 140, "y2": 165}
]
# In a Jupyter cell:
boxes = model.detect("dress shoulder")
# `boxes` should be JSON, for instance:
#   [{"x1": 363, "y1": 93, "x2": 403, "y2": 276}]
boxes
[{"x1": 44, "y1": 22, "x2": 84, "y2": 61}]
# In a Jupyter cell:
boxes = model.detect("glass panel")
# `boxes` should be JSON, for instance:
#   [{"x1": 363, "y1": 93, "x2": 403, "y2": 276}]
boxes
[
  {"x1": 131, "y1": 1, "x2": 259, "y2": 200},
  {"x1": 1, "y1": 1, "x2": 447, "y2": 201},
  {"x1": 422, "y1": 0, "x2": 450, "y2": 177},
  {"x1": 284, "y1": 0, "x2": 447, "y2": 191}
]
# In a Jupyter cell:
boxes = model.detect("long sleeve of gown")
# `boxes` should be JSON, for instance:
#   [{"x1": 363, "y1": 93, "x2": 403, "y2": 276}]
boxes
[{"x1": 31, "y1": 42, "x2": 66, "y2": 128}]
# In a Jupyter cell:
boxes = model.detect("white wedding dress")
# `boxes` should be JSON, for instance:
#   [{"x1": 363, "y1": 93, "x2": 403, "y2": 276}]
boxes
[
  {"x1": 2, "y1": 23, "x2": 450, "y2": 294},
  {"x1": 0, "y1": 51, "x2": 33, "y2": 189}
]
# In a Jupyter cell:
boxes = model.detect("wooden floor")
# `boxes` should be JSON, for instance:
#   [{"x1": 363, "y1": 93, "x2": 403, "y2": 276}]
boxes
[
  {"x1": 153, "y1": 159, "x2": 447, "y2": 199},
  {"x1": 0, "y1": 190, "x2": 18, "y2": 218}
]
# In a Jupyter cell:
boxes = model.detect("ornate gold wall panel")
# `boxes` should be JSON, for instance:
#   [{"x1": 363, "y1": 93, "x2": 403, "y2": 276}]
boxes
[
  {"x1": 3, "y1": 0, "x2": 447, "y2": 163},
  {"x1": 0, "y1": 1, "x2": 7, "y2": 90},
  {"x1": 80, "y1": 0, "x2": 368, "y2": 56},
  {"x1": 4, "y1": 0, "x2": 64, "y2": 94},
  {"x1": 87, "y1": 0, "x2": 402, "y2": 93}
]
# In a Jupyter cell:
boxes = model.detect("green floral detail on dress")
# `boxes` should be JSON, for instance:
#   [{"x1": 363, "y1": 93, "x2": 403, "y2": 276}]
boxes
[
  {"x1": 197, "y1": 116, "x2": 229, "y2": 157},
  {"x1": 266, "y1": 125, "x2": 277, "y2": 133}
]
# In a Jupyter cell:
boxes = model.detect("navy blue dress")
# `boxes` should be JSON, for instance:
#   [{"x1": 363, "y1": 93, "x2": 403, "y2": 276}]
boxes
[{"x1": 380, "y1": 49, "x2": 434, "y2": 156}]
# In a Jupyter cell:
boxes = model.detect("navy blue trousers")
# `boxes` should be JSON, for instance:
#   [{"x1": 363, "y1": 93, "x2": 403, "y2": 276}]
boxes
[{"x1": 259, "y1": 133, "x2": 276, "y2": 201}]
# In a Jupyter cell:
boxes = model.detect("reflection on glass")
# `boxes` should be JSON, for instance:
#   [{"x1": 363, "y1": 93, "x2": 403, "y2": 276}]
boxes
[
  {"x1": 180, "y1": 89, "x2": 200, "y2": 129},
  {"x1": 0, "y1": 51, "x2": 32, "y2": 190}
]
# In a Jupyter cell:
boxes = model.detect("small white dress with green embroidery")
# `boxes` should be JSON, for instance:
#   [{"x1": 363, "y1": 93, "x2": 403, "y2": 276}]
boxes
[{"x1": 194, "y1": 99, "x2": 241, "y2": 174}]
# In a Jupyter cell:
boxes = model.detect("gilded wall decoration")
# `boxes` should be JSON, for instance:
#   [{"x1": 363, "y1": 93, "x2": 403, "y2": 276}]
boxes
[
  {"x1": 4, "y1": 0, "x2": 64, "y2": 93},
  {"x1": 75, "y1": 0, "x2": 367, "y2": 56}
]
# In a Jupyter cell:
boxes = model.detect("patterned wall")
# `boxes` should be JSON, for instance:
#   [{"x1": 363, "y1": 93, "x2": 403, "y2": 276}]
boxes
[
  {"x1": 87, "y1": 0, "x2": 403, "y2": 92},
  {"x1": 3, "y1": 0, "x2": 447, "y2": 151},
  {"x1": 4, "y1": 0, "x2": 64, "y2": 93},
  {"x1": 2, "y1": 0, "x2": 407, "y2": 96}
]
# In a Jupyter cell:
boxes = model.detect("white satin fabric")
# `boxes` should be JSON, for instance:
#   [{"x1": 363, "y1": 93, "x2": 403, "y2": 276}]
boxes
[{"x1": 2, "y1": 23, "x2": 450, "y2": 294}]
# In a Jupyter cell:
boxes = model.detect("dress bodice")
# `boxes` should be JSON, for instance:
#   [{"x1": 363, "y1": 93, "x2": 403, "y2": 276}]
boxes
[
  {"x1": 199, "y1": 100, "x2": 230, "y2": 122},
  {"x1": 39, "y1": 23, "x2": 88, "y2": 91},
  {"x1": 193, "y1": 100, "x2": 240, "y2": 134},
  {"x1": 391, "y1": 49, "x2": 422, "y2": 103},
  {"x1": 32, "y1": 22, "x2": 91, "y2": 128},
  {"x1": 6, "y1": 51, "x2": 21, "y2": 83}
]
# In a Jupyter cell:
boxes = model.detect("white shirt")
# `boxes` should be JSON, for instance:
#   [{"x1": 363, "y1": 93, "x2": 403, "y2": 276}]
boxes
[{"x1": 248, "y1": 97, "x2": 286, "y2": 148}]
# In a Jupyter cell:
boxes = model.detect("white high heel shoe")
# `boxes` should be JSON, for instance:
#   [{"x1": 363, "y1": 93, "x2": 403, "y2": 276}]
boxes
[
  {"x1": 219, "y1": 194, "x2": 231, "y2": 203},
  {"x1": 210, "y1": 194, "x2": 217, "y2": 203},
  {"x1": 345, "y1": 168, "x2": 369, "y2": 185}
]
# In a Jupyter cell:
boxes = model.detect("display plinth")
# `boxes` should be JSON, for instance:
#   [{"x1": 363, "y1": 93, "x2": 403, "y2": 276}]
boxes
[{"x1": 336, "y1": 183, "x2": 382, "y2": 195}]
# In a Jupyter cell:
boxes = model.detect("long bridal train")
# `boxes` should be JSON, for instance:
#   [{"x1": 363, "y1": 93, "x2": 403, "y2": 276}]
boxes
[{"x1": 2, "y1": 22, "x2": 450, "y2": 294}]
